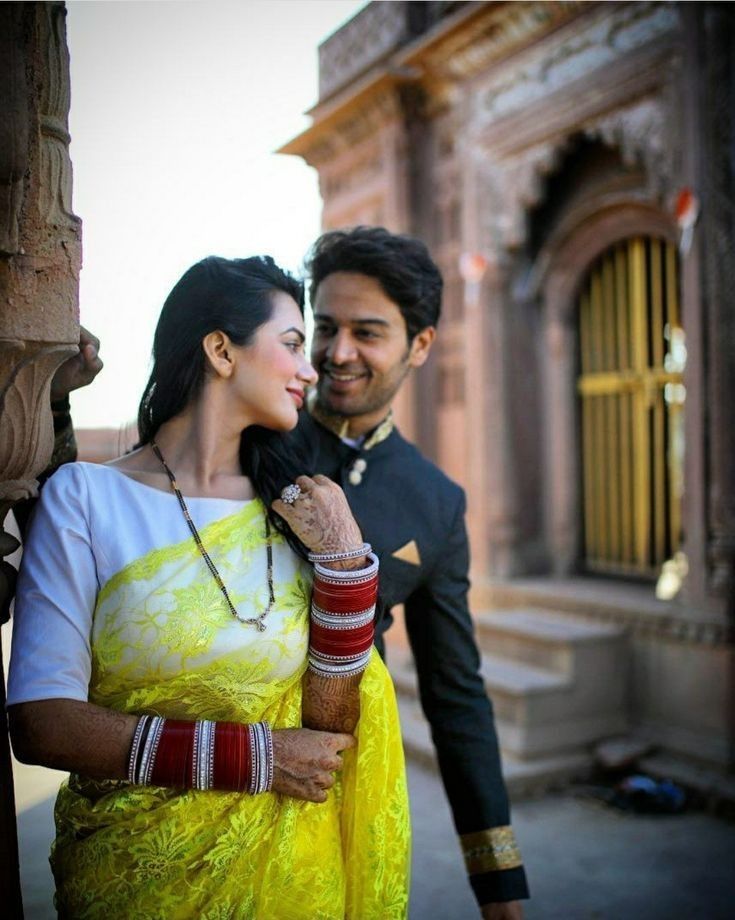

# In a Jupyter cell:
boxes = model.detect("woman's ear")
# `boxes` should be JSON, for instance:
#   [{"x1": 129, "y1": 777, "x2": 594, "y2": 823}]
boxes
[{"x1": 202, "y1": 331, "x2": 235, "y2": 379}]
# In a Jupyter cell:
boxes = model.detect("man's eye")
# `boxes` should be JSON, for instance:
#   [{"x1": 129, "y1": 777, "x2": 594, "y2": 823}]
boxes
[
  {"x1": 314, "y1": 324, "x2": 334, "y2": 337},
  {"x1": 355, "y1": 329, "x2": 378, "y2": 339}
]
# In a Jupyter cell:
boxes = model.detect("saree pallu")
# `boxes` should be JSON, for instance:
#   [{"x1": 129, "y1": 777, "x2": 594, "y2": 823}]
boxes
[{"x1": 52, "y1": 500, "x2": 410, "y2": 919}]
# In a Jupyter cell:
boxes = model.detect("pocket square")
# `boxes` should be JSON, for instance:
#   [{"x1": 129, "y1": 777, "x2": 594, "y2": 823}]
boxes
[{"x1": 391, "y1": 540, "x2": 421, "y2": 566}]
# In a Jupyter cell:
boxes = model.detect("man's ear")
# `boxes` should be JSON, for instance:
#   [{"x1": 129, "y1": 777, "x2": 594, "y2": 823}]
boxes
[
  {"x1": 408, "y1": 326, "x2": 436, "y2": 368},
  {"x1": 202, "y1": 331, "x2": 235, "y2": 378}
]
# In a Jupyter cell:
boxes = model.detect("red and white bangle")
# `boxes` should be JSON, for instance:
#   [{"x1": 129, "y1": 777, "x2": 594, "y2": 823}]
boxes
[
  {"x1": 308, "y1": 553, "x2": 379, "y2": 678},
  {"x1": 127, "y1": 716, "x2": 273, "y2": 795}
]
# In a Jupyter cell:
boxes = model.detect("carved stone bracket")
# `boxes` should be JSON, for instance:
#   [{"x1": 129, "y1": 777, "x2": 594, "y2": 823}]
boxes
[
  {"x1": 0, "y1": 340, "x2": 76, "y2": 504},
  {"x1": 473, "y1": 139, "x2": 568, "y2": 253},
  {"x1": 583, "y1": 96, "x2": 674, "y2": 198}
]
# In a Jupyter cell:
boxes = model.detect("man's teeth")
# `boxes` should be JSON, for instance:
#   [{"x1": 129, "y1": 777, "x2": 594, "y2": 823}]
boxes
[{"x1": 329, "y1": 372, "x2": 361, "y2": 381}]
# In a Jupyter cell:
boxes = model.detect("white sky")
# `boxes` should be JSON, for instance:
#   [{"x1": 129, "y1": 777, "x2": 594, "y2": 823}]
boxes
[{"x1": 66, "y1": 0, "x2": 366, "y2": 428}]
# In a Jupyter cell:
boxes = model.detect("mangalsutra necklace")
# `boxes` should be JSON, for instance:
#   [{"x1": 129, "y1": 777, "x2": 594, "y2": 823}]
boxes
[{"x1": 151, "y1": 440, "x2": 274, "y2": 631}]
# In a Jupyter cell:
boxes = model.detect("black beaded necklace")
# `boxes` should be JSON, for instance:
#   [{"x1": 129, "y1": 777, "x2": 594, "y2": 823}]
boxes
[{"x1": 151, "y1": 440, "x2": 274, "y2": 631}]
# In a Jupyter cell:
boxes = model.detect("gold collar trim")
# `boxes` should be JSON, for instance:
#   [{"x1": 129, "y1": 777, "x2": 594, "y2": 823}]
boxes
[{"x1": 307, "y1": 391, "x2": 394, "y2": 451}]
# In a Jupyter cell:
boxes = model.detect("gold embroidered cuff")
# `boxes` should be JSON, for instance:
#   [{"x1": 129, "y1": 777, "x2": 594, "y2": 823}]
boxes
[{"x1": 461, "y1": 826, "x2": 523, "y2": 874}]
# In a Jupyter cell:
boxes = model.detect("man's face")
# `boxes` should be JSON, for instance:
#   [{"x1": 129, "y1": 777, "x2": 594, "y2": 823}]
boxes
[{"x1": 311, "y1": 271, "x2": 434, "y2": 436}]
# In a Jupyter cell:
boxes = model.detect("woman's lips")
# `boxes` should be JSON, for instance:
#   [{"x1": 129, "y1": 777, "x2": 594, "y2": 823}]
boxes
[{"x1": 287, "y1": 389, "x2": 304, "y2": 408}]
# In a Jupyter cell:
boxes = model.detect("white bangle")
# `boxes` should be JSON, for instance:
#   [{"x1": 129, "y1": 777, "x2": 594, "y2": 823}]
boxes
[
  {"x1": 313, "y1": 553, "x2": 379, "y2": 583},
  {"x1": 307, "y1": 542, "x2": 372, "y2": 563}
]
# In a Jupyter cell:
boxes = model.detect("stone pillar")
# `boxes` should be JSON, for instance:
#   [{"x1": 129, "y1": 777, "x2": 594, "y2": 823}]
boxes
[
  {"x1": 541, "y1": 294, "x2": 581, "y2": 575},
  {"x1": 478, "y1": 254, "x2": 524, "y2": 577},
  {"x1": 696, "y1": 5, "x2": 735, "y2": 604},
  {"x1": 0, "y1": 3, "x2": 80, "y2": 910}
]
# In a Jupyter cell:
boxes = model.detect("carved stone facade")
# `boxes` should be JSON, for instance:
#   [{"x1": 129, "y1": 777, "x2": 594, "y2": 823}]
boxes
[
  {"x1": 282, "y1": 1, "x2": 734, "y2": 773},
  {"x1": 0, "y1": 3, "x2": 80, "y2": 909}
]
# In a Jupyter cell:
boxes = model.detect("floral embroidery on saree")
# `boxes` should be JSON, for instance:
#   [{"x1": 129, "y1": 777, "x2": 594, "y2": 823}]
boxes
[{"x1": 52, "y1": 501, "x2": 410, "y2": 918}]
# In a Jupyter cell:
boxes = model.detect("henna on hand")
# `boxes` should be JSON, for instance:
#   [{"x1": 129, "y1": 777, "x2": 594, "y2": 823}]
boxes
[
  {"x1": 302, "y1": 672, "x2": 362, "y2": 734},
  {"x1": 271, "y1": 727, "x2": 355, "y2": 803},
  {"x1": 272, "y1": 475, "x2": 365, "y2": 566}
]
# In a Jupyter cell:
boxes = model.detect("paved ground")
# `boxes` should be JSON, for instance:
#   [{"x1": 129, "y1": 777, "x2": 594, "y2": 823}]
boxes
[{"x1": 11, "y1": 755, "x2": 735, "y2": 920}]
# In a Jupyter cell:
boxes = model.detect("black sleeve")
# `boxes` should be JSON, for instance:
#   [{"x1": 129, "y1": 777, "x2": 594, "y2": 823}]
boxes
[{"x1": 403, "y1": 490, "x2": 529, "y2": 905}]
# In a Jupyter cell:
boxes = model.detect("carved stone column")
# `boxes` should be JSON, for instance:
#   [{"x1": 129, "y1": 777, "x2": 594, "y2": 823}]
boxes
[
  {"x1": 0, "y1": 3, "x2": 80, "y2": 910},
  {"x1": 696, "y1": 5, "x2": 735, "y2": 604}
]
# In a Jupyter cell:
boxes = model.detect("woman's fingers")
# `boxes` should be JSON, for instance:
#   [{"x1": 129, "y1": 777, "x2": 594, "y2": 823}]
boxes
[
  {"x1": 271, "y1": 477, "x2": 363, "y2": 556},
  {"x1": 294, "y1": 474, "x2": 316, "y2": 493},
  {"x1": 270, "y1": 728, "x2": 357, "y2": 802},
  {"x1": 329, "y1": 732, "x2": 357, "y2": 753}
]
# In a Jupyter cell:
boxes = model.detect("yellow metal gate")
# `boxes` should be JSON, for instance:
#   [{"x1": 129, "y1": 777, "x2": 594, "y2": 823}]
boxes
[{"x1": 578, "y1": 237, "x2": 685, "y2": 576}]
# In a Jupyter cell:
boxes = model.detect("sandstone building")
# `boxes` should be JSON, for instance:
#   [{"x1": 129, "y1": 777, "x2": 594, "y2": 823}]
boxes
[
  {"x1": 1, "y1": 0, "x2": 733, "y2": 910},
  {"x1": 280, "y1": 0, "x2": 734, "y2": 788}
]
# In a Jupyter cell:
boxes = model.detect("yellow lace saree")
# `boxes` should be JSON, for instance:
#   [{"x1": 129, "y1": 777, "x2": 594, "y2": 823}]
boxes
[{"x1": 52, "y1": 499, "x2": 410, "y2": 919}]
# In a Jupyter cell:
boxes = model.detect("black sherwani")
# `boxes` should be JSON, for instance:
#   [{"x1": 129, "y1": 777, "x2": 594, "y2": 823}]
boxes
[{"x1": 302, "y1": 410, "x2": 529, "y2": 906}]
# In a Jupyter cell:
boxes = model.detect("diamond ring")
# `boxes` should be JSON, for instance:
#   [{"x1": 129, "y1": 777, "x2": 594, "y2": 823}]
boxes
[{"x1": 280, "y1": 483, "x2": 302, "y2": 504}]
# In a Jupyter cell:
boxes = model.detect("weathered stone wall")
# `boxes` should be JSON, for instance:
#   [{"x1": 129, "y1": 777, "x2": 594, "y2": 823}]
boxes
[{"x1": 0, "y1": 3, "x2": 80, "y2": 909}]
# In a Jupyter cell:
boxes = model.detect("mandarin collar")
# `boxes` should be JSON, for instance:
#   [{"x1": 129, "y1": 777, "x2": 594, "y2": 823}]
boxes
[{"x1": 307, "y1": 391, "x2": 395, "y2": 451}]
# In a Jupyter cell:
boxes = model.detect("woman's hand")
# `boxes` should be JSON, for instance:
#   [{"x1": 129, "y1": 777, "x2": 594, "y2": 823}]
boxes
[
  {"x1": 271, "y1": 727, "x2": 356, "y2": 803},
  {"x1": 302, "y1": 672, "x2": 362, "y2": 734},
  {"x1": 272, "y1": 475, "x2": 364, "y2": 562}
]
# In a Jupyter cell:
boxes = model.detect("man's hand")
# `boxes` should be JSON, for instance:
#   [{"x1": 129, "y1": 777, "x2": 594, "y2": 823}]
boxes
[
  {"x1": 481, "y1": 902, "x2": 523, "y2": 920},
  {"x1": 51, "y1": 326, "x2": 103, "y2": 402}
]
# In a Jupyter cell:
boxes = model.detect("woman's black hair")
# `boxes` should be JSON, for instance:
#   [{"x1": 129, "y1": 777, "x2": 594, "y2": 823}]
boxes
[{"x1": 137, "y1": 255, "x2": 313, "y2": 553}]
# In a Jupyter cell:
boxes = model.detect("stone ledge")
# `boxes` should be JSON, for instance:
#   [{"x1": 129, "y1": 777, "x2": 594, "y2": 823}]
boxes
[{"x1": 471, "y1": 577, "x2": 731, "y2": 645}]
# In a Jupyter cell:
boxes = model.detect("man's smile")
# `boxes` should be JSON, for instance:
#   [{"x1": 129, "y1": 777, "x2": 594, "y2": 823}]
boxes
[{"x1": 321, "y1": 366, "x2": 370, "y2": 386}]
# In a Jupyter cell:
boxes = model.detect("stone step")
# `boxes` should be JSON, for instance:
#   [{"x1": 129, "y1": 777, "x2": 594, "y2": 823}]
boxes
[
  {"x1": 470, "y1": 576, "x2": 670, "y2": 621},
  {"x1": 390, "y1": 647, "x2": 567, "y2": 699},
  {"x1": 397, "y1": 696, "x2": 591, "y2": 800},
  {"x1": 475, "y1": 607, "x2": 627, "y2": 676},
  {"x1": 390, "y1": 652, "x2": 626, "y2": 758},
  {"x1": 390, "y1": 640, "x2": 625, "y2": 736}
]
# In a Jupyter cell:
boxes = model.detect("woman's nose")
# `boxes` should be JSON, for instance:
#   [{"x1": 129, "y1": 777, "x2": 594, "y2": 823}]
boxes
[{"x1": 299, "y1": 358, "x2": 318, "y2": 386}]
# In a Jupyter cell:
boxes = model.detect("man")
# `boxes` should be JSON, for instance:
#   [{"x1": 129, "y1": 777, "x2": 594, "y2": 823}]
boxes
[
  {"x1": 299, "y1": 227, "x2": 528, "y2": 918},
  {"x1": 46, "y1": 229, "x2": 529, "y2": 916}
]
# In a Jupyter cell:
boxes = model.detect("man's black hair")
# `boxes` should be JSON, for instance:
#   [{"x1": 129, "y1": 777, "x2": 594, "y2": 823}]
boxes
[{"x1": 305, "y1": 226, "x2": 443, "y2": 340}]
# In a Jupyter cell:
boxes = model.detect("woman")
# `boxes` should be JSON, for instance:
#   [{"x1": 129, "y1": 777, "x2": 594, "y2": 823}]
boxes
[{"x1": 8, "y1": 256, "x2": 409, "y2": 918}]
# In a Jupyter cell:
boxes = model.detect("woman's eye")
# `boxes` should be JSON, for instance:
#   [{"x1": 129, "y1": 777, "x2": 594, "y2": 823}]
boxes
[{"x1": 285, "y1": 340, "x2": 303, "y2": 352}]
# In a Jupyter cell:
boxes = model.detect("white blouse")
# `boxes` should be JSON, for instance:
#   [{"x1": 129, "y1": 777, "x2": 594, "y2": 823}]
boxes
[{"x1": 7, "y1": 462, "x2": 258, "y2": 706}]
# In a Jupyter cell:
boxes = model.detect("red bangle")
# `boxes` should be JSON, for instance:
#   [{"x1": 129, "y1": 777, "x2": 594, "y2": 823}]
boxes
[
  {"x1": 213, "y1": 722, "x2": 251, "y2": 792},
  {"x1": 129, "y1": 717, "x2": 270, "y2": 794},
  {"x1": 308, "y1": 558, "x2": 378, "y2": 678},
  {"x1": 149, "y1": 719, "x2": 195, "y2": 789}
]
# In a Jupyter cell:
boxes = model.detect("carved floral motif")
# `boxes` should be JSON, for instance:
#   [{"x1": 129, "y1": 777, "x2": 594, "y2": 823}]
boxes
[{"x1": 477, "y1": 1, "x2": 679, "y2": 122}]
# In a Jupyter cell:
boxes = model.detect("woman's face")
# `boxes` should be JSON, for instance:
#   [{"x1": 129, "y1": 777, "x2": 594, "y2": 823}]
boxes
[{"x1": 231, "y1": 291, "x2": 317, "y2": 431}]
